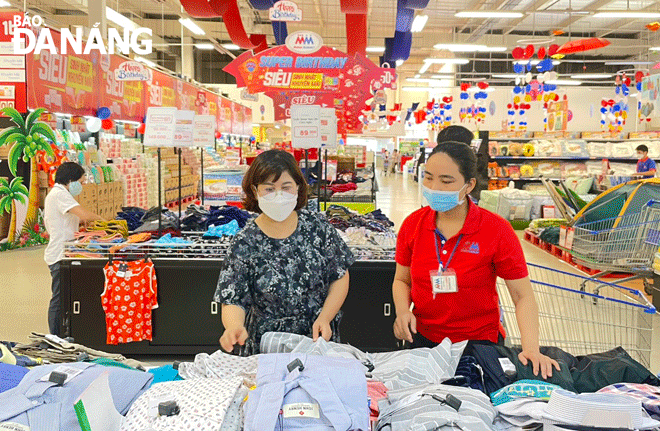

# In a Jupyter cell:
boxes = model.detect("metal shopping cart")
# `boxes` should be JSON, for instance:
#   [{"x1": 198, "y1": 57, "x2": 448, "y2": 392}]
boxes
[
  {"x1": 569, "y1": 200, "x2": 660, "y2": 294},
  {"x1": 498, "y1": 263, "x2": 657, "y2": 368}
]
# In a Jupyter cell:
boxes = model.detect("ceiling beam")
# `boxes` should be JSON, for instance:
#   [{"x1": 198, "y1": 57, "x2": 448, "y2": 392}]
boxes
[
  {"x1": 503, "y1": 0, "x2": 558, "y2": 35},
  {"x1": 597, "y1": 3, "x2": 659, "y2": 38},
  {"x1": 552, "y1": 0, "x2": 614, "y2": 33}
]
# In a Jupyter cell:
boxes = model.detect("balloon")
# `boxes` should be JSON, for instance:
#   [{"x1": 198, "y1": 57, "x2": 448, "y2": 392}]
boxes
[
  {"x1": 101, "y1": 119, "x2": 114, "y2": 130},
  {"x1": 636, "y1": 71, "x2": 644, "y2": 83},
  {"x1": 513, "y1": 64, "x2": 524, "y2": 74},
  {"x1": 538, "y1": 74, "x2": 546, "y2": 83},
  {"x1": 548, "y1": 44, "x2": 559, "y2": 57},
  {"x1": 600, "y1": 107, "x2": 607, "y2": 114},
  {"x1": 625, "y1": 77, "x2": 631, "y2": 86},
  {"x1": 615, "y1": 86, "x2": 621, "y2": 95},
  {"x1": 507, "y1": 104, "x2": 512, "y2": 109},
  {"x1": 525, "y1": 44, "x2": 535, "y2": 59},
  {"x1": 478, "y1": 81, "x2": 489, "y2": 90},
  {"x1": 137, "y1": 123, "x2": 146, "y2": 134},
  {"x1": 554, "y1": 94, "x2": 559, "y2": 101},
  {"x1": 460, "y1": 93, "x2": 469, "y2": 100},
  {"x1": 526, "y1": 84, "x2": 532, "y2": 92},
  {"x1": 549, "y1": 71, "x2": 558, "y2": 81},
  {"x1": 525, "y1": 95, "x2": 532, "y2": 102},
  {"x1": 637, "y1": 82, "x2": 643, "y2": 91},
  {"x1": 525, "y1": 72, "x2": 532, "y2": 83},
  {"x1": 538, "y1": 47, "x2": 546, "y2": 59},
  {"x1": 86, "y1": 117, "x2": 102, "y2": 133},
  {"x1": 514, "y1": 96, "x2": 521, "y2": 104},
  {"x1": 601, "y1": 100, "x2": 607, "y2": 107},
  {"x1": 215, "y1": 131, "x2": 222, "y2": 139},
  {"x1": 527, "y1": 62, "x2": 533, "y2": 72},
  {"x1": 512, "y1": 47, "x2": 524, "y2": 59},
  {"x1": 513, "y1": 86, "x2": 522, "y2": 94},
  {"x1": 460, "y1": 83, "x2": 470, "y2": 91},
  {"x1": 96, "y1": 107, "x2": 111, "y2": 120}
]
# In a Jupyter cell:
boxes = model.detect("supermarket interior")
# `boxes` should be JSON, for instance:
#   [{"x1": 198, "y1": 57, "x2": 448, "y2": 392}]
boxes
[{"x1": 4, "y1": 0, "x2": 660, "y2": 430}]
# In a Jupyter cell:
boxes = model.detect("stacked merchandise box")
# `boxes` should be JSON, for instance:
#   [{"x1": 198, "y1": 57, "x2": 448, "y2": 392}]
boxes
[{"x1": 344, "y1": 145, "x2": 368, "y2": 168}]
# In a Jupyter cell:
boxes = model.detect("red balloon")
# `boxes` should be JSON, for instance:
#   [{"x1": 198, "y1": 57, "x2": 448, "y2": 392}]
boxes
[
  {"x1": 625, "y1": 77, "x2": 631, "y2": 86},
  {"x1": 460, "y1": 83, "x2": 471, "y2": 91},
  {"x1": 548, "y1": 44, "x2": 560, "y2": 56},
  {"x1": 554, "y1": 94, "x2": 559, "y2": 102},
  {"x1": 524, "y1": 44, "x2": 535, "y2": 59},
  {"x1": 512, "y1": 47, "x2": 524, "y2": 60},
  {"x1": 101, "y1": 119, "x2": 114, "y2": 130},
  {"x1": 601, "y1": 100, "x2": 607, "y2": 107},
  {"x1": 477, "y1": 81, "x2": 489, "y2": 90},
  {"x1": 608, "y1": 99, "x2": 615, "y2": 107},
  {"x1": 507, "y1": 104, "x2": 512, "y2": 109},
  {"x1": 538, "y1": 47, "x2": 546, "y2": 59},
  {"x1": 215, "y1": 131, "x2": 222, "y2": 139},
  {"x1": 514, "y1": 104, "x2": 520, "y2": 110},
  {"x1": 636, "y1": 71, "x2": 644, "y2": 83},
  {"x1": 137, "y1": 123, "x2": 146, "y2": 134}
]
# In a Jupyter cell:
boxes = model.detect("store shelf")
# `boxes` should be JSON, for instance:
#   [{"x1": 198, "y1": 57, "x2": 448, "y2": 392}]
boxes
[
  {"x1": 489, "y1": 177, "x2": 559, "y2": 181},
  {"x1": 492, "y1": 156, "x2": 649, "y2": 162}
]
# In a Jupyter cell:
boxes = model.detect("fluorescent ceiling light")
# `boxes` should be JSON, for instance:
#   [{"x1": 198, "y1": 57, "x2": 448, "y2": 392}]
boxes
[
  {"x1": 0, "y1": 1, "x2": 12, "y2": 6},
  {"x1": 455, "y1": 11, "x2": 523, "y2": 18},
  {"x1": 106, "y1": 7, "x2": 138, "y2": 31},
  {"x1": 420, "y1": 58, "x2": 469, "y2": 73},
  {"x1": 569, "y1": 73, "x2": 612, "y2": 79},
  {"x1": 179, "y1": 18, "x2": 206, "y2": 35},
  {"x1": 135, "y1": 56, "x2": 156, "y2": 68},
  {"x1": 411, "y1": 15, "x2": 429, "y2": 32},
  {"x1": 402, "y1": 86, "x2": 452, "y2": 91},
  {"x1": 492, "y1": 74, "x2": 519, "y2": 78},
  {"x1": 516, "y1": 60, "x2": 561, "y2": 66},
  {"x1": 605, "y1": 61, "x2": 654, "y2": 65},
  {"x1": 366, "y1": 46, "x2": 386, "y2": 53},
  {"x1": 222, "y1": 43, "x2": 241, "y2": 50},
  {"x1": 546, "y1": 79, "x2": 582, "y2": 86},
  {"x1": 414, "y1": 74, "x2": 421, "y2": 78},
  {"x1": 195, "y1": 43, "x2": 215, "y2": 50},
  {"x1": 651, "y1": 47, "x2": 660, "y2": 51},
  {"x1": 431, "y1": 74, "x2": 455, "y2": 79},
  {"x1": 434, "y1": 43, "x2": 506, "y2": 52},
  {"x1": 406, "y1": 78, "x2": 451, "y2": 84},
  {"x1": 593, "y1": 11, "x2": 660, "y2": 18}
]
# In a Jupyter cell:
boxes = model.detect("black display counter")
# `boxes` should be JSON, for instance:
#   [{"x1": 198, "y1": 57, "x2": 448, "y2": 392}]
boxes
[{"x1": 60, "y1": 259, "x2": 398, "y2": 355}]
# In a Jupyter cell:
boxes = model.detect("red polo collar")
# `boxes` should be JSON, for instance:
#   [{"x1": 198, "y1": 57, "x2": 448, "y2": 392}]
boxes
[{"x1": 423, "y1": 199, "x2": 483, "y2": 235}]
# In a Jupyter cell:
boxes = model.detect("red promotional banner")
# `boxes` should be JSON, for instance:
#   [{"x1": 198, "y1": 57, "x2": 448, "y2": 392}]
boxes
[
  {"x1": 244, "y1": 106, "x2": 252, "y2": 136},
  {"x1": 220, "y1": 97, "x2": 233, "y2": 133},
  {"x1": 176, "y1": 80, "x2": 198, "y2": 111},
  {"x1": 0, "y1": 11, "x2": 27, "y2": 113},
  {"x1": 99, "y1": 55, "x2": 145, "y2": 122},
  {"x1": 232, "y1": 101, "x2": 244, "y2": 135},
  {"x1": 27, "y1": 29, "x2": 98, "y2": 116},
  {"x1": 146, "y1": 70, "x2": 176, "y2": 108}
]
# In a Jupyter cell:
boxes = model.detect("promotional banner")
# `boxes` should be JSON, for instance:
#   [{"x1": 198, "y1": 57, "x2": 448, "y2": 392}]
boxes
[
  {"x1": 176, "y1": 80, "x2": 198, "y2": 111},
  {"x1": 147, "y1": 70, "x2": 176, "y2": 108},
  {"x1": 100, "y1": 55, "x2": 145, "y2": 122},
  {"x1": 220, "y1": 97, "x2": 233, "y2": 133},
  {"x1": 232, "y1": 100, "x2": 243, "y2": 135},
  {"x1": 27, "y1": 28, "x2": 98, "y2": 116},
  {"x1": 0, "y1": 11, "x2": 27, "y2": 113},
  {"x1": 244, "y1": 106, "x2": 252, "y2": 136}
]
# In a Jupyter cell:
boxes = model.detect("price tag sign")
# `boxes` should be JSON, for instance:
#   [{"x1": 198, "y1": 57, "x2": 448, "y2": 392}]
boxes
[
  {"x1": 144, "y1": 107, "x2": 176, "y2": 147},
  {"x1": 319, "y1": 107, "x2": 337, "y2": 148},
  {"x1": 173, "y1": 110, "x2": 195, "y2": 147},
  {"x1": 291, "y1": 104, "x2": 321, "y2": 149},
  {"x1": 193, "y1": 114, "x2": 216, "y2": 148}
]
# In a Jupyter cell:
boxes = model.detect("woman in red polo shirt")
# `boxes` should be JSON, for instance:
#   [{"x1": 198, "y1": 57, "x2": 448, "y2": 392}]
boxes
[{"x1": 393, "y1": 141, "x2": 560, "y2": 379}]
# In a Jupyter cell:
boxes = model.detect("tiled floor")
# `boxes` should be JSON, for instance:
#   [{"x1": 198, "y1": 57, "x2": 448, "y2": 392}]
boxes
[{"x1": 1, "y1": 171, "x2": 658, "y2": 371}]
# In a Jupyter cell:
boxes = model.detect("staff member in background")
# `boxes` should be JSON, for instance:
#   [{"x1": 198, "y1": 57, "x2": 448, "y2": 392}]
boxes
[
  {"x1": 215, "y1": 149, "x2": 355, "y2": 355},
  {"x1": 44, "y1": 162, "x2": 103, "y2": 336},
  {"x1": 392, "y1": 140, "x2": 560, "y2": 379},
  {"x1": 636, "y1": 144, "x2": 657, "y2": 177}
]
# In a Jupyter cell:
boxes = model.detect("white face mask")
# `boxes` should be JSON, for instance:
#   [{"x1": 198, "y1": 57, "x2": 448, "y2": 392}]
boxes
[{"x1": 257, "y1": 190, "x2": 298, "y2": 222}]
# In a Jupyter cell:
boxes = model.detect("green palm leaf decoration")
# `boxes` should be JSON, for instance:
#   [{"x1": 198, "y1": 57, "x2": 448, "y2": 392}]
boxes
[
  {"x1": 6, "y1": 133, "x2": 27, "y2": 176},
  {"x1": 1, "y1": 107, "x2": 26, "y2": 134},
  {"x1": 27, "y1": 122, "x2": 56, "y2": 158},
  {"x1": 0, "y1": 177, "x2": 27, "y2": 214},
  {"x1": 25, "y1": 108, "x2": 44, "y2": 131}
]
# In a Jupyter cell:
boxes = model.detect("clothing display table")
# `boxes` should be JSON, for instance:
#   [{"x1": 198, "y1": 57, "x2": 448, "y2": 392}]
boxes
[{"x1": 60, "y1": 259, "x2": 398, "y2": 355}]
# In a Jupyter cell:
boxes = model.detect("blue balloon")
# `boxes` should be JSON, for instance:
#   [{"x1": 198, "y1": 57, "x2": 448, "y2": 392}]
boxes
[
  {"x1": 446, "y1": 117, "x2": 452, "y2": 121},
  {"x1": 526, "y1": 85, "x2": 532, "y2": 93},
  {"x1": 537, "y1": 58, "x2": 554, "y2": 73},
  {"x1": 339, "y1": 138, "x2": 345, "y2": 145},
  {"x1": 460, "y1": 93, "x2": 469, "y2": 100},
  {"x1": 623, "y1": 88, "x2": 630, "y2": 96},
  {"x1": 97, "y1": 107, "x2": 111, "y2": 120},
  {"x1": 445, "y1": 104, "x2": 452, "y2": 110},
  {"x1": 519, "y1": 110, "x2": 525, "y2": 115},
  {"x1": 601, "y1": 120, "x2": 606, "y2": 124},
  {"x1": 600, "y1": 107, "x2": 607, "y2": 114},
  {"x1": 637, "y1": 82, "x2": 642, "y2": 91},
  {"x1": 514, "y1": 64, "x2": 524, "y2": 74},
  {"x1": 543, "y1": 118, "x2": 547, "y2": 122},
  {"x1": 615, "y1": 86, "x2": 620, "y2": 95},
  {"x1": 527, "y1": 62, "x2": 533, "y2": 72},
  {"x1": 613, "y1": 105, "x2": 621, "y2": 112},
  {"x1": 480, "y1": 107, "x2": 487, "y2": 113},
  {"x1": 513, "y1": 86, "x2": 522, "y2": 94}
]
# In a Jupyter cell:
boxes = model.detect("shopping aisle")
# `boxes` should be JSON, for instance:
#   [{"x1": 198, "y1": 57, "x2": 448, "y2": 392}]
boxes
[{"x1": 1, "y1": 175, "x2": 658, "y2": 372}]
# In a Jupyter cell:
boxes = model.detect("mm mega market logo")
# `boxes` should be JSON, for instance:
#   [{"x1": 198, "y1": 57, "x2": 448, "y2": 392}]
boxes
[
  {"x1": 10, "y1": 14, "x2": 152, "y2": 55},
  {"x1": 285, "y1": 31, "x2": 322, "y2": 54}
]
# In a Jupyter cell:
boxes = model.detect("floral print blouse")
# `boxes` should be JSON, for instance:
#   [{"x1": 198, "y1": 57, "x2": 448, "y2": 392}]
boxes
[{"x1": 214, "y1": 209, "x2": 355, "y2": 354}]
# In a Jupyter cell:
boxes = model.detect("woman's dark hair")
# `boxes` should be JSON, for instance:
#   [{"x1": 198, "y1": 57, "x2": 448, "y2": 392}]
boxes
[
  {"x1": 429, "y1": 141, "x2": 477, "y2": 182},
  {"x1": 54, "y1": 162, "x2": 85, "y2": 185},
  {"x1": 242, "y1": 149, "x2": 308, "y2": 213},
  {"x1": 436, "y1": 125, "x2": 474, "y2": 146}
]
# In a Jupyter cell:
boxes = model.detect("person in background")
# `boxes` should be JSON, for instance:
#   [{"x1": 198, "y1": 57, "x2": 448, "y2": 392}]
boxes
[
  {"x1": 215, "y1": 149, "x2": 355, "y2": 355},
  {"x1": 44, "y1": 162, "x2": 103, "y2": 336},
  {"x1": 636, "y1": 145, "x2": 657, "y2": 178},
  {"x1": 383, "y1": 150, "x2": 390, "y2": 176},
  {"x1": 391, "y1": 149, "x2": 400, "y2": 174},
  {"x1": 392, "y1": 141, "x2": 560, "y2": 379}
]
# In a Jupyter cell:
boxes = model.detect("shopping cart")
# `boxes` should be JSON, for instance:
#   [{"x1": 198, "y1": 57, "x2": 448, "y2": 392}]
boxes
[
  {"x1": 569, "y1": 200, "x2": 660, "y2": 293},
  {"x1": 498, "y1": 263, "x2": 656, "y2": 368}
]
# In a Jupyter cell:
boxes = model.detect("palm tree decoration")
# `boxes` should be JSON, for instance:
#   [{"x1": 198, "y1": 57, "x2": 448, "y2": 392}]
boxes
[
  {"x1": 0, "y1": 177, "x2": 28, "y2": 244},
  {"x1": 0, "y1": 107, "x2": 56, "y2": 231}
]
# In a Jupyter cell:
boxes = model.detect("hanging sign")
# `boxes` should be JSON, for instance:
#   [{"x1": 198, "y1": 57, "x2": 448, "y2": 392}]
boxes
[
  {"x1": 319, "y1": 107, "x2": 337, "y2": 148},
  {"x1": 240, "y1": 88, "x2": 259, "y2": 102},
  {"x1": 114, "y1": 61, "x2": 152, "y2": 81},
  {"x1": 0, "y1": 11, "x2": 27, "y2": 113},
  {"x1": 291, "y1": 104, "x2": 320, "y2": 148},
  {"x1": 193, "y1": 114, "x2": 216, "y2": 147},
  {"x1": 269, "y1": 1, "x2": 303, "y2": 22},
  {"x1": 173, "y1": 109, "x2": 195, "y2": 147},
  {"x1": 144, "y1": 106, "x2": 176, "y2": 147}
]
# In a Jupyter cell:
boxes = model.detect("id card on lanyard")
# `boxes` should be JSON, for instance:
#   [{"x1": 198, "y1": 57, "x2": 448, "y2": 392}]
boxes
[{"x1": 430, "y1": 231, "x2": 463, "y2": 298}]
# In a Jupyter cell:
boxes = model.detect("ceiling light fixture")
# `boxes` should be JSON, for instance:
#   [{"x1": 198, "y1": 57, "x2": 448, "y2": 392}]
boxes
[
  {"x1": 492, "y1": 74, "x2": 519, "y2": 79},
  {"x1": 411, "y1": 15, "x2": 429, "y2": 32},
  {"x1": 593, "y1": 11, "x2": 660, "y2": 18},
  {"x1": 402, "y1": 86, "x2": 452, "y2": 91},
  {"x1": 414, "y1": 74, "x2": 421, "y2": 78},
  {"x1": 195, "y1": 43, "x2": 215, "y2": 50},
  {"x1": 406, "y1": 78, "x2": 452, "y2": 84},
  {"x1": 569, "y1": 73, "x2": 612, "y2": 79},
  {"x1": 222, "y1": 43, "x2": 241, "y2": 50},
  {"x1": 419, "y1": 58, "x2": 469, "y2": 74},
  {"x1": 604, "y1": 61, "x2": 654, "y2": 65},
  {"x1": 0, "y1": 1, "x2": 10, "y2": 6},
  {"x1": 106, "y1": 7, "x2": 138, "y2": 31},
  {"x1": 434, "y1": 43, "x2": 507, "y2": 52},
  {"x1": 650, "y1": 47, "x2": 660, "y2": 51},
  {"x1": 366, "y1": 46, "x2": 386, "y2": 53},
  {"x1": 431, "y1": 74, "x2": 455, "y2": 79},
  {"x1": 546, "y1": 79, "x2": 582, "y2": 86},
  {"x1": 455, "y1": 11, "x2": 524, "y2": 18},
  {"x1": 179, "y1": 17, "x2": 206, "y2": 36}
]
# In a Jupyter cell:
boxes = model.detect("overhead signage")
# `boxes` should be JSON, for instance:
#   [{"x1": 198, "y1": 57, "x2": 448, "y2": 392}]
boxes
[
  {"x1": 269, "y1": 1, "x2": 303, "y2": 22},
  {"x1": 240, "y1": 88, "x2": 259, "y2": 102},
  {"x1": 114, "y1": 61, "x2": 152, "y2": 81},
  {"x1": 291, "y1": 104, "x2": 320, "y2": 149},
  {"x1": 144, "y1": 107, "x2": 176, "y2": 147},
  {"x1": 285, "y1": 31, "x2": 323, "y2": 55}
]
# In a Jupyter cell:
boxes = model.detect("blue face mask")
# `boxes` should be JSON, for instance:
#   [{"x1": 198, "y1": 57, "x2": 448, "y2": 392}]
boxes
[
  {"x1": 423, "y1": 184, "x2": 467, "y2": 213},
  {"x1": 68, "y1": 181, "x2": 83, "y2": 196}
]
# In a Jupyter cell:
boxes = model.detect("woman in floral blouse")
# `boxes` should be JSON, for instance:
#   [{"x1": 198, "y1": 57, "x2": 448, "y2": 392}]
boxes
[{"x1": 214, "y1": 149, "x2": 355, "y2": 355}]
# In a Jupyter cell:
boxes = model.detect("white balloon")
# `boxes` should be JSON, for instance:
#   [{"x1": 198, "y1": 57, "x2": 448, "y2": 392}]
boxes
[
  {"x1": 515, "y1": 77, "x2": 521, "y2": 85},
  {"x1": 86, "y1": 117, "x2": 102, "y2": 133},
  {"x1": 549, "y1": 71, "x2": 558, "y2": 81},
  {"x1": 526, "y1": 72, "x2": 532, "y2": 83},
  {"x1": 608, "y1": 113, "x2": 616, "y2": 122},
  {"x1": 538, "y1": 74, "x2": 546, "y2": 83}
]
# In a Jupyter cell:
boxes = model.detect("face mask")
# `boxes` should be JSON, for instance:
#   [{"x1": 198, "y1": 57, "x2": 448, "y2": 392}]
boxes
[
  {"x1": 68, "y1": 181, "x2": 83, "y2": 196},
  {"x1": 257, "y1": 190, "x2": 298, "y2": 222},
  {"x1": 423, "y1": 184, "x2": 468, "y2": 213},
  {"x1": 638, "y1": 153, "x2": 645, "y2": 160}
]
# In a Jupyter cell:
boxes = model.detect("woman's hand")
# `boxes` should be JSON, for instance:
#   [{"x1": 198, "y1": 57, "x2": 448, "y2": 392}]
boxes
[
  {"x1": 219, "y1": 326, "x2": 248, "y2": 353},
  {"x1": 393, "y1": 311, "x2": 417, "y2": 343},
  {"x1": 519, "y1": 350, "x2": 561, "y2": 379},
  {"x1": 312, "y1": 317, "x2": 332, "y2": 341}
]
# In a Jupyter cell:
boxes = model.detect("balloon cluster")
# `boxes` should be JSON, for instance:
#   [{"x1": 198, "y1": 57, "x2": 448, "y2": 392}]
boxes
[
  {"x1": 459, "y1": 82, "x2": 489, "y2": 123},
  {"x1": 633, "y1": 71, "x2": 652, "y2": 123},
  {"x1": 85, "y1": 107, "x2": 115, "y2": 133},
  {"x1": 421, "y1": 96, "x2": 453, "y2": 130}
]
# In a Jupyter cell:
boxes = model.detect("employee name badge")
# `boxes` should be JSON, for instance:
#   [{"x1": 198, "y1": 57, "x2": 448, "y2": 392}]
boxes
[{"x1": 431, "y1": 267, "x2": 458, "y2": 297}]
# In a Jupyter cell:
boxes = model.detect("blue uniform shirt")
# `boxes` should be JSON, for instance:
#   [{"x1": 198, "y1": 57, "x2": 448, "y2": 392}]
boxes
[{"x1": 637, "y1": 157, "x2": 657, "y2": 174}]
